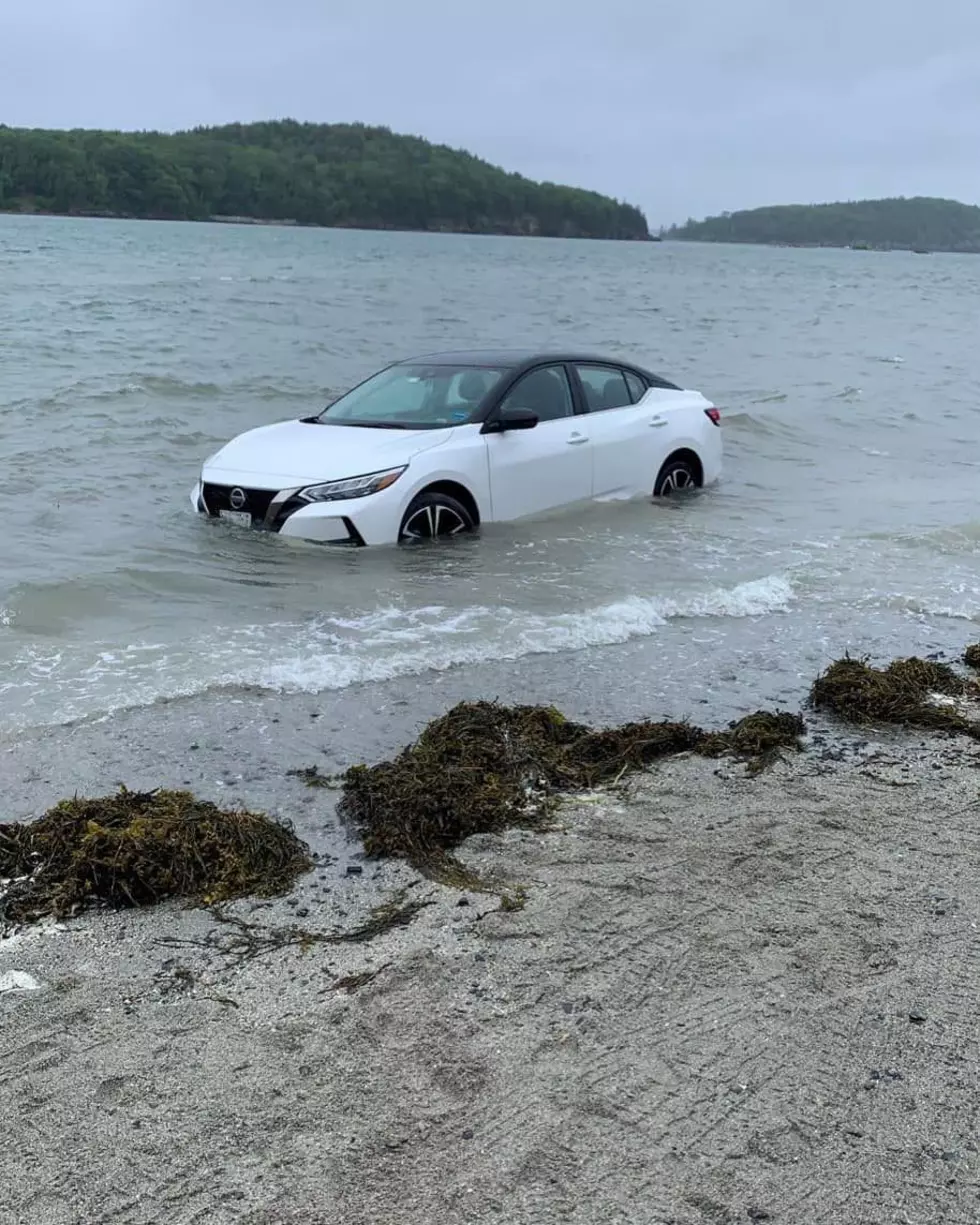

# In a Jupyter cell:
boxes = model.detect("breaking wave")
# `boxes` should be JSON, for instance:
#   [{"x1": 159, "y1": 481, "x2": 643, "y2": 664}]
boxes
[{"x1": 1, "y1": 576, "x2": 794, "y2": 731}]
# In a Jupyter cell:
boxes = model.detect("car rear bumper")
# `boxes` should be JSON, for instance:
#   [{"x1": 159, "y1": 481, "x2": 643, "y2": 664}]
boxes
[{"x1": 699, "y1": 428, "x2": 723, "y2": 487}]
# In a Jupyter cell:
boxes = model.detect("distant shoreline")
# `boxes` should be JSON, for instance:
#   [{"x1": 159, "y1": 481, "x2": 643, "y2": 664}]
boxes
[
  {"x1": 0, "y1": 206, "x2": 657, "y2": 241},
  {"x1": 668, "y1": 235, "x2": 948, "y2": 254},
  {"x1": 667, "y1": 195, "x2": 980, "y2": 255}
]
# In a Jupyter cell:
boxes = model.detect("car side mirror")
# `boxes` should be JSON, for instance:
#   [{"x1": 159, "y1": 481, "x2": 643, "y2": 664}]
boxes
[{"x1": 481, "y1": 407, "x2": 539, "y2": 434}]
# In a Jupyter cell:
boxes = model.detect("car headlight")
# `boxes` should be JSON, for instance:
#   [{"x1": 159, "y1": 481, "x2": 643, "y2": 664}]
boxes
[{"x1": 297, "y1": 466, "x2": 407, "y2": 503}]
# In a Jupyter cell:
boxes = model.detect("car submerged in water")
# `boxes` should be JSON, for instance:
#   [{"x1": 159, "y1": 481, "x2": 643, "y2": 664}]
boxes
[{"x1": 190, "y1": 349, "x2": 722, "y2": 546}]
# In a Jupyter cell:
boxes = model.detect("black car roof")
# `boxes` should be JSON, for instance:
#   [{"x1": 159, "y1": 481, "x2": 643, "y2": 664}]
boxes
[{"x1": 398, "y1": 349, "x2": 661, "y2": 376}]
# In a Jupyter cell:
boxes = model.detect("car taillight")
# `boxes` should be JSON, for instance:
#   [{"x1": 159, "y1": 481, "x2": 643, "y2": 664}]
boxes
[{"x1": 704, "y1": 407, "x2": 721, "y2": 426}]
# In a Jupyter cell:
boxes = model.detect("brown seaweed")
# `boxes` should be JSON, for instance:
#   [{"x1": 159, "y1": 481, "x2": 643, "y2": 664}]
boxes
[
  {"x1": 337, "y1": 700, "x2": 805, "y2": 868},
  {"x1": 810, "y1": 655, "x2": 978, "y2": 737},
  {"x1": 0, "y1": 787, "x2": 312, "y2": 924}
]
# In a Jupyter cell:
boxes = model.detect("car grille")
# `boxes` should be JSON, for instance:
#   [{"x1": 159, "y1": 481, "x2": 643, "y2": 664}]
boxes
[{"x1": 202, "y1": 483, "x2": 278, "y2": 523}]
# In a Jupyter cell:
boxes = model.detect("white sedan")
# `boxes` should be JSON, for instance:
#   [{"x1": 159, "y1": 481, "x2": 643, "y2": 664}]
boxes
[{"x1": 190, "y1": 349, "x2": 722, "y2": 546}]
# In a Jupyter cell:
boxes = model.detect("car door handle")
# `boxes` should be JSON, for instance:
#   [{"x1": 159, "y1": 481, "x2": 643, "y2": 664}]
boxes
[
  {"x1": 649, "y1": 417, "x2": 668, "y2": 428},
  {"x1": 567, "y1": 433, "x2": 589, "y2": 445}
]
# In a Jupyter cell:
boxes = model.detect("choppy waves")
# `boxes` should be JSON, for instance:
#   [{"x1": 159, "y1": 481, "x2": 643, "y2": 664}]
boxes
[
  {"x1": 0, "y1": 576, "x2": 794, "y2": 730},
  {"x1": 7, "y1": 221, "x2": 980, "y2": 735},
  {"x1": 8, "y1": 372, "x2": 323, "y2": 414}
]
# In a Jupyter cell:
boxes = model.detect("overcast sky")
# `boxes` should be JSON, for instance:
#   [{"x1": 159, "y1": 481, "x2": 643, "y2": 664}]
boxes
[{"x1": 3, "y1": 0, "x2": 980, "y2": 225}]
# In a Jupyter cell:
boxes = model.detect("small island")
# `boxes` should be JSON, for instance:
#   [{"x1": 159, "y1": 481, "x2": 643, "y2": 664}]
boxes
[
  {"x1": 666, "y1": 196, "x2": 980, "y2": 254},
  {"x1": 0, "y1": 119, "x2": 650, "y2": 241}
]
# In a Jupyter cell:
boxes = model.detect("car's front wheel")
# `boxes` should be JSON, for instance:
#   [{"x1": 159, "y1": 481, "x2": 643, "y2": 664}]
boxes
[
  {"x1": 398, "y1": 492, "x2": 475, "y2": 542},
  {"x1": 653, "y1": 456, "x2": 700, "y2": 497}
]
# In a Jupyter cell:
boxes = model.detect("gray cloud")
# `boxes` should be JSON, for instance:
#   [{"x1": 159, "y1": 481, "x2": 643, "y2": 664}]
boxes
[{"x1": 3, "y1": 0, "x2": 980, "y2": 224}]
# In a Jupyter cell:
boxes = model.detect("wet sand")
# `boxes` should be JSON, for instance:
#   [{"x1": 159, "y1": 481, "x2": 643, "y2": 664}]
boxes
[
  {"x1": 1, "y1": 635, "x2": 811, "y2": 868},
  {"x1": 3, "y1": 675, "x2": 980, "y2": 1225}
]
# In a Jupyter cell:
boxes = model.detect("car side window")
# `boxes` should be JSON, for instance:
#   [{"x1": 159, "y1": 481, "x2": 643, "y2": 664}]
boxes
[
  {"x1": 498, "y1": 365, "x2": 574, "y2": 423},
  {"x1": 575, "y1": 365, "x2": 632, "y2": 413},
  {"x1": 624, "y1": 370, "x2": 648, "y2": 403}
]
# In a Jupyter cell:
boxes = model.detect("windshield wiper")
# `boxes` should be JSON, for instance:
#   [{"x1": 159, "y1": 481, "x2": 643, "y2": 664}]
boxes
[{"x1": 333, "y1": 420, "x2": 415, "y2": 430}]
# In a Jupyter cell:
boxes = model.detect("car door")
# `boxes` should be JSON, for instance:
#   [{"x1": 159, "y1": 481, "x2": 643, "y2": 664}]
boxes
[
  {"x1": 571, "y1": 364, "x2": 655, "y2": 499},
  {"x1": 572, "y1": 364, "x2": 685, "y2": 499},
  {"x1": 483, "y1": 364, "x2": 592, "y2": 522}
]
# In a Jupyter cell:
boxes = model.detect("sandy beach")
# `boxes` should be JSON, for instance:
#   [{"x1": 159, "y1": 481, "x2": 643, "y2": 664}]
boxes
[{"x1": 3, "y1": 677, "x2": 980, "y2": 1225}]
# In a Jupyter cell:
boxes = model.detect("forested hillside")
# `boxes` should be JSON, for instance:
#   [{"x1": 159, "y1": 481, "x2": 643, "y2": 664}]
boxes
[
  {"x1": 0, "y1": 121, "x2": 650, "y2": 240},
  {"x1": 668, "y1": 197, "x2": 980, "y2": 252}
]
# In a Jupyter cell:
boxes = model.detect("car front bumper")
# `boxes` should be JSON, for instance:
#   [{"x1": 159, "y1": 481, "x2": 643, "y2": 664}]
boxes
[{"x1": 190, "y1": 479, "x2": 405, "y2": 546}]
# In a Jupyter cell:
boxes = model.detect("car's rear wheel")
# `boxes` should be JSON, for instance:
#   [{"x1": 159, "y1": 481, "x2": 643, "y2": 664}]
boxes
[
  {"x1": 653, "y1": 456, "x2": 700, "y2": 497},
  {"x1": 398, "y1": 492, "x2": 475, "y2": 542}
]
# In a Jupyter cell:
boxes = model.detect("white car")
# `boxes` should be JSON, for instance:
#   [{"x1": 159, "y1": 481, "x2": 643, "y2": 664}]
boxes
[{"x1": 190, "y1": 349, "x2": 722, "y2": 546}]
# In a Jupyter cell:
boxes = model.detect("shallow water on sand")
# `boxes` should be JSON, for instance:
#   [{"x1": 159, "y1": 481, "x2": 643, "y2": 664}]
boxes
[{"x1": 3, "y1": 215, "x2": 980, "y2": 733}]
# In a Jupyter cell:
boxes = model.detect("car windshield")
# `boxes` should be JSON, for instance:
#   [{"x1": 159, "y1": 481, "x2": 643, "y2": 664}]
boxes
[{"x1": 315, "y1": 364, "x2": 507, "y2": 429}]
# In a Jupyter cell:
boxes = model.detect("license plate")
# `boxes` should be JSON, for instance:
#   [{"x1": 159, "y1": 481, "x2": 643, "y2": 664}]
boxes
[{"x1": 219, "y1": 509, "x2": 252, "y2": 528}]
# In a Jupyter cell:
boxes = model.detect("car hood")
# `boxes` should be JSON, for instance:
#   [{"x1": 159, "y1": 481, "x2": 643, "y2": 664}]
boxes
[{"x1": 202, "y1": 419, "x2": 456, "y2": 488}]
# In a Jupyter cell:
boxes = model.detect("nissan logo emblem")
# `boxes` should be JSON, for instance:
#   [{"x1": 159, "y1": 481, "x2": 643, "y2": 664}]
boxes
[{"x1": 229, "y1": 488, "x2": 248, "y2": 511}]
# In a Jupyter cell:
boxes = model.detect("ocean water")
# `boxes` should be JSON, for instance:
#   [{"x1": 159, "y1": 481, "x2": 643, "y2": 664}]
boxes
[{"x1": 2, "y1": 215, "x2": 980, "y2": 733}]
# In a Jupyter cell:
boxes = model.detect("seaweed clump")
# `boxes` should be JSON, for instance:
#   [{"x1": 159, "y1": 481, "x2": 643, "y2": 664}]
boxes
[
  {"x1": 810, "y1": 655, "x2": 979, "y2": 737},
  {"x1": 699, "y1": 710, "x2": 806, "y2": 774},
  {"x1": 338, "y1": 700, "x2": 804, "y2": 866},
  {"x1": 0, "y1": 787, "x2": 312, "y2": 925}
]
